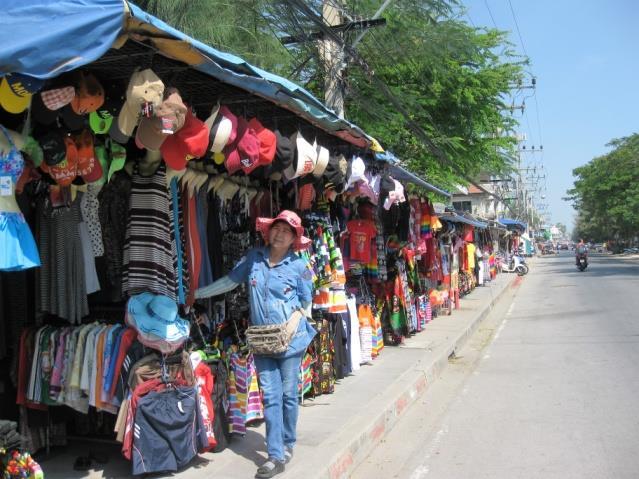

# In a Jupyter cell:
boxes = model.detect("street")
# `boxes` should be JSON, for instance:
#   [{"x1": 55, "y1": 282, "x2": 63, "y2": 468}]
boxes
[{"x1": 352, "y1": 253, "x2": 639, "y2": 479}]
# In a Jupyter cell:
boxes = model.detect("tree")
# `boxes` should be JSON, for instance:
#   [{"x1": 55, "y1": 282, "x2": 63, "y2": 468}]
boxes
[
  {"x1": 135, "y1": 0, "x2": 293, "y2": 72},
  {"x1": 566, "y1": 134, "x2": 639, "y2": 244}
]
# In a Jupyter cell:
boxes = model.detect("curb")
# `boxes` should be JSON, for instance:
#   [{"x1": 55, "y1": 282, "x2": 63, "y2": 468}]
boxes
[{"x1": 317, "y1": 275, "x2": 520, "y2": 479}]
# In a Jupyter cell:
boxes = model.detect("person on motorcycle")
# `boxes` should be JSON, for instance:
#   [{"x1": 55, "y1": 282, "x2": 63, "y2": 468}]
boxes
[{"x1": 575, "y1": 239, "x2": 588, "y2": 266}]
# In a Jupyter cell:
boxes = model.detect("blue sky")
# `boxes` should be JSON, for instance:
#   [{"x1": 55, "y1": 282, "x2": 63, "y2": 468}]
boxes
[{"x1": 463, "y1": 0, "x2": 639, "y2": 230}]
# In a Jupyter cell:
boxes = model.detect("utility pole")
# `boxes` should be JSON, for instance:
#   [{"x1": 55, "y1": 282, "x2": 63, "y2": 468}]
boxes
[{"x1": 321, "y1": 0, "x2": 345, "y2": 118}]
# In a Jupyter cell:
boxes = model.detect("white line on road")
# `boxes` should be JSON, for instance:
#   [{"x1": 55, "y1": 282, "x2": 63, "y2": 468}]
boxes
[{"x1": 409, "y1": 424, "x2": 450, "y2": 478}]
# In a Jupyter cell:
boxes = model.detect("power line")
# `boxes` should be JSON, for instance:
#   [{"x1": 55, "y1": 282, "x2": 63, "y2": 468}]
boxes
[
  {"x1": 483, "y1": 0, "x2": 498, "y2": 29},
  {"x1": 507, "y1": 0, "x2": 528, "y2": 58}
]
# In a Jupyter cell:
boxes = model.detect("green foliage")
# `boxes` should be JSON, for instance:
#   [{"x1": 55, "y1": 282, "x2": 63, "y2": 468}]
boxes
[
  {"x1": 567, "y1": 134, "x2": 639, "y2": 242},
  {"x1": 135, "y1": 0, "x2": 293, "y2": 72},
  {"x1": 341, "y1": 1, "x2": 524, "y2": 189}
]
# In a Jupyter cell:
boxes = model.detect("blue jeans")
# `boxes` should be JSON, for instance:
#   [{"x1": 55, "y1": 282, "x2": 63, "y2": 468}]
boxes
[{"x1": 254, "y1": 353, "x2": 303, "y2": 462}]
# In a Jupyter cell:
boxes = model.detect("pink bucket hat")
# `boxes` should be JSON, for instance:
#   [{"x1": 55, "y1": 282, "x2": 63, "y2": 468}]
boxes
[{"x1": 255, "y1": 210, "x2": 311, "y2": 251}]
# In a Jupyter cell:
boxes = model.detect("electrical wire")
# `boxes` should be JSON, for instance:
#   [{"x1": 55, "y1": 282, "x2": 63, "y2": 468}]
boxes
[
  {"x1": 507, "y1": 0, "x2": 528, "y2": 58},
  {"x1": 483, "y1": 0, "x2": 498, "y2": 29}
]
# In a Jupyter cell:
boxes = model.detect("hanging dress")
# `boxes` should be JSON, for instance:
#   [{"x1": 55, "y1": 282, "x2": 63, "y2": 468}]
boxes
[{"x1": 122, "y1": 162, "x2": 177, "y2": 300}]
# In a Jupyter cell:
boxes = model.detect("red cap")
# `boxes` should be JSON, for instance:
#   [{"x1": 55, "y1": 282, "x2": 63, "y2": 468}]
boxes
[
  {"x1": 248, "y1": 117, "x2": 276, "y2": 167},
  {"x1": 224, "y1": 117, "x2": 260, "y2": 175},
  {"x1": 161, "y1": 108, "x2": 209, "y2": 170},
  {"x1": 75, "y1": 130, "x2": 103, "y2": 183},
  {"x1": 40, "y1": 137, "x2": 79, "y2": 187}
]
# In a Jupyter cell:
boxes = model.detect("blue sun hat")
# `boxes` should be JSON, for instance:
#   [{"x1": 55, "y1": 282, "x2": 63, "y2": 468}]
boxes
[{"x1": 126, "y1": 292, "x2": 190, "y2": 353}]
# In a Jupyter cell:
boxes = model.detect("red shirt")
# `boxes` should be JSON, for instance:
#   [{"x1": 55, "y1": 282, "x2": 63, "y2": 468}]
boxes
[{"x1": 347, "y1": 220, "x2": 377, "y2": 263}]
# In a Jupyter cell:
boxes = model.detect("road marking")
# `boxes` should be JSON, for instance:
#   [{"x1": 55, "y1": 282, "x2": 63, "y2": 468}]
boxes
[
  {"x1": 494, "y1": 319, "x2": 508, "y2": 340},
  {"x1": 409, "y1": 425, "x2": 450, "y2": 478},
  {"x1": 409, "y1": 465, "x2": 430, "y2": 479}
]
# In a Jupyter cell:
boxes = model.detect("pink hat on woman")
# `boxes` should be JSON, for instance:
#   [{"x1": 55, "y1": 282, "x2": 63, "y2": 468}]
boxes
[{"x1": 255, "y1": 210, "x2": 311, "y2": 251}]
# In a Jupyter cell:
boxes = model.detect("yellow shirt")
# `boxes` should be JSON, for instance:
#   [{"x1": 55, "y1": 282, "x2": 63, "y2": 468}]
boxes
[{"x1": 467, "y1": 243, "x2": 476, "y2": 271}]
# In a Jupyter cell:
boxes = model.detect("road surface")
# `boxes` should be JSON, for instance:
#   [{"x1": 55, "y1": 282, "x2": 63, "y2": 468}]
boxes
[{"x1": 352, "y1": 253, "x2": 639, "y2": 479}]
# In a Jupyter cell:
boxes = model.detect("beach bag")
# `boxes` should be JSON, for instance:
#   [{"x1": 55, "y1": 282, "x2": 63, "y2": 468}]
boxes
[{"x1": 245, "y1": 310, "x2": 303, "y2": 355}]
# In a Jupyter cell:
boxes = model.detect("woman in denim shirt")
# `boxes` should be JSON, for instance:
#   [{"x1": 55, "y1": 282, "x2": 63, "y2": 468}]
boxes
[{"x1": 196, "y1": 210, "x2": 316, "y2": 478}]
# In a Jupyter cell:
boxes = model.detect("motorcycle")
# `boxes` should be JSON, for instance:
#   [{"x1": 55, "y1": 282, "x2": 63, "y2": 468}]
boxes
[
  {"x1": 499, "y1": 254, "x2": 528, "y2": 276},
  {"x1": 576, "y1": 254, "x2": 588, "y2": 271}
]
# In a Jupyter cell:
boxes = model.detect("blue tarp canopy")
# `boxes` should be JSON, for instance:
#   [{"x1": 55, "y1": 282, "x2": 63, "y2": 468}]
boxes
[
  {"x1": 375, "y1": 151, "x2": 451, "y2": 199},
  {"x1": 439, "y1": 212, "x2": 487, "y2": 229},
  {"x1": 0, "y1": 0, "x2": 371, "y2": 148},
  {"x1": 499, "y1": 218, "x2": 527, "y2": 231}
]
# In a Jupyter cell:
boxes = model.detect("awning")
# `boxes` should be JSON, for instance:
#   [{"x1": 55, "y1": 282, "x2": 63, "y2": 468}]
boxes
[
  {"x1": 499, "y1": 218, "x2": 527, "y2": 231},
  {"x1": 375, "y1": 152, "x2": 451, "y2": 199},
  {"x1": 0, "y1": 0, "x2": 371, "y2": 148},
  {"x1": 439, "y1": 212, "x2": 487, "y2": 229}
]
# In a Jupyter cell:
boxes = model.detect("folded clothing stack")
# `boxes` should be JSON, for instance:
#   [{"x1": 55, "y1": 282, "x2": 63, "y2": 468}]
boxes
[{"x1": 0, "y1": 420, "x2": 22, "y2": 450}]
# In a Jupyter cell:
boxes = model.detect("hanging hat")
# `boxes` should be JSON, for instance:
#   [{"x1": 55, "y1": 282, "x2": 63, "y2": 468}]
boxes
[
  {"x1": 39, "y1": 130, "x2": 67, "y2": 166},
  {"x1": 108, "y1": 117, "x2": 130, "y2": 144},
  {"x1": 70, "y1": 72, "x2": 104, "y2": 115},
  {"x1": 205, "y1": 104, "x2": 237, "y2": 153},
  {"x1": 160, "y1": 108, "x2": 209, "y2": 170},
  {"x1": 118, "y1": 69, "x2": 165, "y2": 136},
  {"x1": 40, "y1": 137, "x2": 78, "y2": 187},
  {"x1": 255, "y1": 210, "x2": 311, "y2": 251},
  {"x1": 283, "y1": 131, "x2": 316, "y2": 180},
  {"x1": 312, "y1": 143, "x2": 329, "y2": 178},
  {"x1": 126, "y1": 292, "x2": 190, "y2": 354},
  {"x1": 346, "y1": 156, "x2": 366, "y2": 190},
  {"x1": 41, "y1": 86, "x2": 75, "y2": 111},
  {"x1": 108, "y1": 141, "x2": 127, "y2": 180},
  {"x1": 225, "y1": 117, "x2": 260, "y2": 175},
  {"x1": 136, "y1": 91, "x2": 188, "y2": 151},
  {"x1": 31, "y1": 92, "x2": 59, "y2": 125},
  {"x1": 89, "y1": 109, "x2": 113, "y2": 135},
  {"x1": 263, "y1": 129, "x2": 294, "y2": 180},
  {"x1": 0, "y1": 73, "x2": 44, "y2": 114},
  {"x1": 75, "y1": 129, "x2": 103, "y2": 183},
  {"x1": 59, "y1": 104, "x2": 87, "y2": 132},
  {"x1": 323, "y1": 154, "x2": 346, "y2": 192},
  {"x1": 248, "y1": 117, "x2": 276, "y2": 166}
]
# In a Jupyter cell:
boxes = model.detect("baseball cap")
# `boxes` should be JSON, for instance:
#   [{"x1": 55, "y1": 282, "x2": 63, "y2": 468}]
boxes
[
  {"x1": 89, "y1": 109, "x2": 113, "y2": 135},
  {"x1": 75, "y1": 129, "x2": 103, "y2": 183},
  {"x1": 283, "y1": 131, "x2": 317, "y2": 180},
  {"x1": 118, "y1": 69, "x2": 165, "y2": 136},
  {"x1": 136, "y1": 92, "x2": 187, "y2": 151},
  {"x1": 160, "y1": 108, "x2": 208, "y2": 170},
  {"x1": 0, "y1": 73, "x2": 44, "y2": 114},
  {"x1": 248, "y1": 118, "x2": 276, "y2": 167},
  {"x1": 59, "y1": 104, "x2": 87, "y2": 132},
  {"x1": 70, "y1": 72, "x2": 104, "y2": 115},
  {"x1": 38, "y1": 130, "x2": 67, "y2": 166},
  {"x1": 205, "y1": 105, "x2": 237, "y2": 153},
  {"x1": 41, "y1": 86, "x2": 75, "y2": 111},
  {"x1": 226, "y1": 117, "x2": 260, "y2": 175},
  {"x1": 40, "y1": 137, "x2": 79, "y2": 187}
]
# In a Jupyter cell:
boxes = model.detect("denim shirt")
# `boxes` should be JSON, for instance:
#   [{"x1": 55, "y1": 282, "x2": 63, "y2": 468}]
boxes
[{"x1": 228, "y1": 247, "x2": 316, "y2": 356}]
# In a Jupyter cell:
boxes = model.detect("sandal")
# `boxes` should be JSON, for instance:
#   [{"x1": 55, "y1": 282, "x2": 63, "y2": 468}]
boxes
[{"x1": 255, "y1": 458, "x2": 285, "y2": 479}]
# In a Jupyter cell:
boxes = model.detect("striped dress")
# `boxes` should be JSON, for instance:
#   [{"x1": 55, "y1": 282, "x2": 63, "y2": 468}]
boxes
[{"x1": 122, "y1": 162, "x2": 177, "y2": 300}]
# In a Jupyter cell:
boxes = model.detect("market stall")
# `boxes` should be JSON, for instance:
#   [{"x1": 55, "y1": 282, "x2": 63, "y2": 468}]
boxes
[{"x1": 0, "y1": 1, "x2": 500, "y2": 476}]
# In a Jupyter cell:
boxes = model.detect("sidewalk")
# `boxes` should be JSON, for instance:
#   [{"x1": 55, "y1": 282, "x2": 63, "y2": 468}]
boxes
[
  {"x1": 189, "y1": 272, "x2": 518, "y2": 479},
  {"x1": 40, "y1": 272, "x2": 518, "y2": 479}
]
